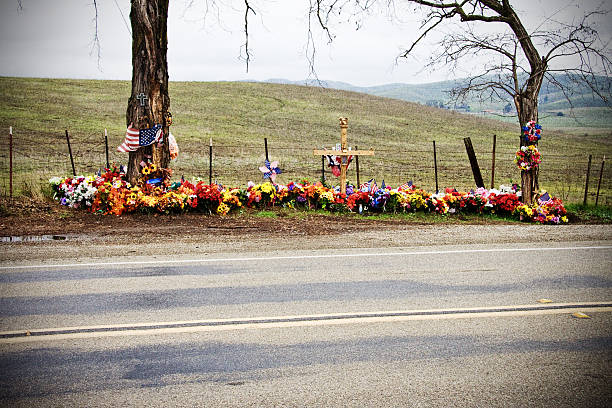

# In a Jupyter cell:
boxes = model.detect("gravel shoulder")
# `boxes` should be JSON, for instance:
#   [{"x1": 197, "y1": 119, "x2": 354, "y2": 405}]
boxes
[{"x1": 1, "y1": 205, "x2": 611, "y2": 265}]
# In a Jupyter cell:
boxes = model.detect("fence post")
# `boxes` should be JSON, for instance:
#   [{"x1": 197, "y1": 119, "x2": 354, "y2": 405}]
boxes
[
  {"x1": 321, "y1": 155, "x2": 325, "y2": 182},
  {"x1": 264, "y1": 138, "x2": 269, "y2": 162},
  {"x1": 104, "y1": 128, "x2": 110, "y2": 169},
  {"x1": 491, "y1": 134, "x2": 496, "y2": 189},
  {"x1": 583, "y1": 154, "x2": 592, "y2": 206},
  {"x1": 355, "y1": 145, "x2": 360, "y2": 188},
  {"x1": 65, "y1": 129, "x2": 76, "y2": 176},
  {"x1": 209, "y1": 138, "x2": 213, "y2": 185},
  {"x1": 595, "y1": 155, "x2": 605, "y2": 207},
  {"x1": 464, "y1": 137, "x2": 484, "y2": 188},
  {"x1": 433, "y1": 140, "x2": 439, "y2": 194},
  {"x1": 9, "y1": 126, "x2": 13, "y2": 200}
]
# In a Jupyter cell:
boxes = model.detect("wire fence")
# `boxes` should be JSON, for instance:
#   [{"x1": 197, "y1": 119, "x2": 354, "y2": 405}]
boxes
[{"x1": 1, "y1": 127, "x2": 610, "y2": 205}]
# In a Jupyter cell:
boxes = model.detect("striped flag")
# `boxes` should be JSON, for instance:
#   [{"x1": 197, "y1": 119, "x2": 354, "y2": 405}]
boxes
[
  {"x1": 370, "y1": 180, "x2": 378, "y2": 193},
  {"x1": 399, "y1": 180, "x2": 413, "y2": 190},
  {"x1": 538, "y1": 192, "x2": 551, "y2": 203},
  {"x1": 360, "y1": 178, "x2": 373, "y2": 192},
  {"x1": 117, "y1": 124, "x2": 163, "y2": 153}
]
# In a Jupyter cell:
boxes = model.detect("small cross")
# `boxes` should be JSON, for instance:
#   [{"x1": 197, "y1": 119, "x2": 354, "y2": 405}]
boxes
[
  {"x1": 313, "y1": 117, "x2": 374, "y2": 195},
  {"x1": 136, "y1": 93, "x2": 148, "y2": 107}
]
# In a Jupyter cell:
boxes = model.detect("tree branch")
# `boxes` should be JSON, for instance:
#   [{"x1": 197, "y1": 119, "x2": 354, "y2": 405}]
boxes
[
  {"x1": 90, "y1": 0, "x2": 102, "y2": 70},
  {"x1": 241, "y1": 0, "x2": 256, "y2": 72}
]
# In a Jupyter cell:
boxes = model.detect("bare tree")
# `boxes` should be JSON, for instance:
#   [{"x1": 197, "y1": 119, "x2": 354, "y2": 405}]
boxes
[
  {"x1": 116, "y1": 1, "x2": 256, "y2": 184},
  {"x1": 19, "y1": 0, "x2": 256, "y2": 184},
  {"x1": 124, "y1": 0, "x2": 171, "y2": 184},
  {"x1": 309, "y1": 0, "x2": 611, "y2": 203}
]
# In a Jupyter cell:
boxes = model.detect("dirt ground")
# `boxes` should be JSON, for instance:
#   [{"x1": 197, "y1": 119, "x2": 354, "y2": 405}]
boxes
[
  {"x1": 0, "y1": 198, "x2": 436, "y2": 237},
  {"x1": 2, "y1": 198, "x2": 612, "y2": 265}
]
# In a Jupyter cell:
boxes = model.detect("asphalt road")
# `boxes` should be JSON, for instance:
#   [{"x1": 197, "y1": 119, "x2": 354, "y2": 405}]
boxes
[{"x1": 1, "y1": 241, "x2": 611, "y2": 407}]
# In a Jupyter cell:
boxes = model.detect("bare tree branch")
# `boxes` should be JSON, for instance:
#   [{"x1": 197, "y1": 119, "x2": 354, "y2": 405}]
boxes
[
  {"x1": 240, "y1": 0, "x2": 256, "y2": 72},
  {"x1": 90, "y1": 0, "x2": 102, "y2": 71}
]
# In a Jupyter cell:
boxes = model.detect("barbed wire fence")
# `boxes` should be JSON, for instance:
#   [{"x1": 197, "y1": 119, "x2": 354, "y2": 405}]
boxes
[{"x1": 1, "y1": 127, "x2": 610, "y2": 205}]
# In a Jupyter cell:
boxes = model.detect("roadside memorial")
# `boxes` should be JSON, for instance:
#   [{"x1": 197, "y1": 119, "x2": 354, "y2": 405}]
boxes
[
  {"x1": 47, "y1": 117, "x2": 569, "y2": 225},
  {"x1": 518, "y1": 120, "x2": 543, "y2": 204},
  {"x1": 313, "y1": 118, "x2": 374, "y2": 195}
]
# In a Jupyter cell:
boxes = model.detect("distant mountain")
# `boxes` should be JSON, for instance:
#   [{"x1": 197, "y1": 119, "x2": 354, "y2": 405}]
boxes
[{"x1": 261, "y1": 75, "x2": 612, "y2": 112}]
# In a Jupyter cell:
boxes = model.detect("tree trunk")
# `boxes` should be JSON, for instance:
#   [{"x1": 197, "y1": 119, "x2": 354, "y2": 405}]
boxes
[
  {"x1": 126, "y1": 0, "x2": 170, "y2": 185},
  {"x1": 514, "y1": 75, "x2": 543, "y2": 205}
]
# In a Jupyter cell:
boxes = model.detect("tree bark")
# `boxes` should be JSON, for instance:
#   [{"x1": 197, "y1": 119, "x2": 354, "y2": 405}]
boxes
[
  {"x1": 514, "y1": 72, "x2": 544, "y2": 205},
  {"x1": 126, "y1": 0, "x2": 170, "y2": 185}
]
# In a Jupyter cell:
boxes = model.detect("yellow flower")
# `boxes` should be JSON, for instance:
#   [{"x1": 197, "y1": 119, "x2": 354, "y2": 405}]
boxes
[
  {"x1": 261, "y1": 182, "x2": 275, "y2": 194},
  {"x1": 150, "y1": 164, "x2": 157, "y2": 172},
  {"x1": 320, "y1": 191, "x2": 334, "y2": 202},
  {"x1": 142, "y1": 167, "x2": 150, "y2": 175},
  {"x1": 216, "y1": 202, "x2": 230, "y2": 215}
]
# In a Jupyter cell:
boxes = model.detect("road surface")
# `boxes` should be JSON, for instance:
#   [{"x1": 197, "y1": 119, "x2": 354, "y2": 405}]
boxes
[{"x1": 1, "y1": 239, "x2": 611, "y2": 406}]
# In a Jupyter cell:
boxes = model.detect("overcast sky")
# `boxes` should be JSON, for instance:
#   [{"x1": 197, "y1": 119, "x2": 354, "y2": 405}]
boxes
[{"x1": 0, "y1": 0, "x2": 609, "y2": 87}]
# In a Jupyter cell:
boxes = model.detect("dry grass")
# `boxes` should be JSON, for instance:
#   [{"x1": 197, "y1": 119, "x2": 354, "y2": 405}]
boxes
[{"x1": 1, "y1": 77, "x2": 611, "y2": 204}]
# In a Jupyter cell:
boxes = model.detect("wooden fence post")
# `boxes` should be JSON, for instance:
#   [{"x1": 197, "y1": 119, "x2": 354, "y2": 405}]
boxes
[
  {"x1": 433, "y1": 140, "x2": 439, "y2": 193},
  {"x1": 355, "y1": 145, "x2": 360, "y2": 188},
  {"x1": 595, "y1": 155, "x2": 605, "y2": 207},
  {"x1": 491, "y1": 134, "x2": 496, "y2": 189},
  {"x1": 9, "y1": 126, "x2": 13, "y2": 199},
  {"x1": 209, "y1": 138, "x2": 213, "y2": 185},
  {"x1": 104, "y1": 128, "x2": 110, "y2": 169},
  {"x1": 583, "y1": 154, "x2": 592, "y2": 206},
  {"x1": 321, "y1": 155, "x2": 325, "y2": 182},
  {"x1": 65, "y1": 129, "x2": 76, "y2": 176},
  {"x1": 464, "y1": 137, "x2": 484, "y2": 188}
]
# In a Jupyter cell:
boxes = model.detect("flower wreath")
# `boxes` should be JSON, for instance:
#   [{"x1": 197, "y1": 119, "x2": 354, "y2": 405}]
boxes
[
  {"x1": 522, "y1": 120, "x2": 542, "y2": 144},
  {"x1": 515, "y1": 145, "x2": 542, "y2": 171}
]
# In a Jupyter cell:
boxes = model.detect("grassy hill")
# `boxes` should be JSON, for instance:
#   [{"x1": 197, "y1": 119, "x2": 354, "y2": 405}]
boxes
[
  {"x1": 0, "y1": 77, "x2": 610, "y2": 204},
  {"x1": 265, "y1": 76, "x2": 612, "y2": 131}
]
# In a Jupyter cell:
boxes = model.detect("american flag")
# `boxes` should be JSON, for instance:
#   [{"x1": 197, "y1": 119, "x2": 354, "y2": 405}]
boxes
[
  {"x1": 360, "y1": 178, "x2": 373, "y2": 192},
  {"x1": 538, "y1": 192, "x2": 551, "y2": 203},
  {"x1": 399, "y1": 180, "x2": 413, "y2": 190},
  {"x1": 117, "y1": 124, "x2": 163, "y2": 152},
  {"x1": 370, "y1": 180, "x2": 378, "y2": 193}
]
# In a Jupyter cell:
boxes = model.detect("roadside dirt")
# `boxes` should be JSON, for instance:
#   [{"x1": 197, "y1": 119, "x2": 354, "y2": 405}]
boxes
[{"x1": 1, "y1": 198, "x2": 611, "y2": 264}]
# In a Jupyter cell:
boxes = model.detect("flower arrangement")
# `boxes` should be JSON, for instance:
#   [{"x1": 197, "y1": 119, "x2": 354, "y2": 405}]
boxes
[
  {"x1": 515, "y1": 145, "x2": 542, "y2": 171},
  {"x1": 522, "y1": 121, "x2": 542, "y2": 144},
  {"x1": 49, "y1": 175, "x2": 97, "y2": 209},
  {"x1": 49, "y1": 169, "x2": 568, "y2": 224}
]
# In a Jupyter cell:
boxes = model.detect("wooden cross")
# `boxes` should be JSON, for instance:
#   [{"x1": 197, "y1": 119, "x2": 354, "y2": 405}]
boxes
[
  {"x1": 136, "y1": 92, "x2": 148, "y2": 107},
  {"x1": 313, "y1": 117, "x2": 374, "y2": 195}
]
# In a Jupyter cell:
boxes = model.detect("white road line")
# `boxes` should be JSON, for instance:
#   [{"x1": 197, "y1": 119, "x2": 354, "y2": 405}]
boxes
[
  {"x1": 0, "y1": 245, "x2": 610, "y2": 271},
  {"x1": 1, "y1": 302, "x2": 610, "y2": 344}
]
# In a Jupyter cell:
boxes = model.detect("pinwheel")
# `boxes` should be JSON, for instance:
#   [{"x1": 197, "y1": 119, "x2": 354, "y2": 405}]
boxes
[{"x1": 259, "y1": 159, "x2": 282, "y2": 182}]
